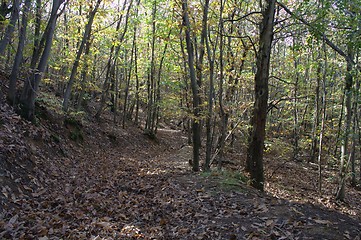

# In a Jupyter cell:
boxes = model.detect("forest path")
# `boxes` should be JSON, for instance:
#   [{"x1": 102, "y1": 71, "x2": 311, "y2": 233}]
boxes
[
  {"x1": 1, "y1": 118, "x2": 361, "y2": 239},
  {"x1": 52, "y1": 126, "x2": 360, "y2": 239}
]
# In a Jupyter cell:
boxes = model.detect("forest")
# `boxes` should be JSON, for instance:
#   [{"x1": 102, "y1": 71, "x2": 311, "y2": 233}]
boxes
[{"x1": 0, "y1": 0, "x2": 360, "y2": 239}]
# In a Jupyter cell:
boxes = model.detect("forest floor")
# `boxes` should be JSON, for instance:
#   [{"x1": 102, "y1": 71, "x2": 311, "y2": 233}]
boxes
[{"x1": 0, "y1": 92, "x2": 361, "y2": 239}]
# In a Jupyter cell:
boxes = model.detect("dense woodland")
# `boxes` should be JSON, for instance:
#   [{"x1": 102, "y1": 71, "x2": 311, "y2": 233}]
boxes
[{"x1": 0, "y1": 0, "x2": 361, "y2": 238}]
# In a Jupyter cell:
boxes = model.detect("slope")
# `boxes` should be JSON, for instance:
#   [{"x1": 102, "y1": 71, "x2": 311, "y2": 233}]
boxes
[{"x1": 0, "y1": 93, "x2": 360, "y2": 239}]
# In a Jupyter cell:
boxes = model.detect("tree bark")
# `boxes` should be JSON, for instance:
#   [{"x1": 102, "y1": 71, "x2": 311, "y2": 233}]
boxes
[
  {"x1": 311, "y1": 59, "x2": 322, "y2": 163},
  {"x1": 204, "y1": 0, "x2": 213, "y2": 172},
  {"x1": 20, "y1": 0, "x2": 64, "y2": 121},
  {"x1": 63, "y1": 0, "x2": 102, "y2": 112},
  {"x1": 182, "y1": 0, "x2": 201, "y2": 172},
  {"x1": 217, "y1": 0, "x2": 226, "y2": 170},
  {"x1": 8, "y1": 0, "x2": 31, "y2": 105},
  {"x1": 336, "y1": 48, "x2": 354, "y2": 201},
  {"x1": 145, "y1": 0, "x2": 157, "y2": 135},
  {"x1": 95, "y1": 0, "x2": 132, "y2": 120},
  {"x1": 317, "y1": 41, "x2": 328, "y2": 195},
  {"x1": 246, "y1": 0, "x2": 276, "y2": 191},
  {"x1": 0, "y1": 0, "x2": 20, "y2": 55}
]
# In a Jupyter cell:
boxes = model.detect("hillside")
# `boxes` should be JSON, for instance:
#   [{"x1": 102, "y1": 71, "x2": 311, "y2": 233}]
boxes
[{"x1": 0, "y1": 90, "x2": 360, "y2": 239}]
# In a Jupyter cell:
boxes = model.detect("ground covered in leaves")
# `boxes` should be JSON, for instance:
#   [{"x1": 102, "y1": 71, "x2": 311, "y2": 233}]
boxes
[{"x1": 0, "y1": 96, "x2": 361, "y2": 239}]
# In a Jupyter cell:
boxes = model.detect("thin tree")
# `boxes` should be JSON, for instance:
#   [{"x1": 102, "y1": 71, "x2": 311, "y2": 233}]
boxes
[
  {"x1": 63, "y1": 0, "x2": 102, "y2": 112},
  {"x1": 20, "y1": 0, "x2": 65, "y2": 120},
  {"x1": 317, "y1": 40, "x2": 328, "y2": 194},
  {"x1": 203, "y1": 0, "x2": 214, "y2": 172},
  {"x1": 95, "y1": 0, "x2": 132, "y2": 120},
  {"x1": 8, "y1": 0, "x2": 31, "y2": 105},
  {"x1": 145, "y1": 0, "x2": 158, "y2": 136},
  {"x1": 246, "y1": 0, "x2": 276, "y2": 191},
  {"x1": 336, "y1": 46, "x2": 354, "y2": 201},
  {"x1": 0, "y1": 0, "x2": 20, "y2": 55},
  {"x1": 182, "y1": 0, "x2": 201, "y2": 172}
]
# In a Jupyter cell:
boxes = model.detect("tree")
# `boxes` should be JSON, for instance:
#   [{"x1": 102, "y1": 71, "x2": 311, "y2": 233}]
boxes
[
  {"x1": 95, "y1": 0, "x2": 133, "y2": 120},
  {"x1": 0, "y1": 0, "x2": 19, "y2": 56},
  {"x1": 247, "y1": 0, "x2": 276, "y2": 191},
  {"x1": 7, "y1": 0, "x2": 31, "y2": 105},
  {"x1": 20, "y1": 0, "x2": 65, "y2": 121},
  {"x1": 63, "y1": 0, "x2": 102, "y2": 112},
  {"x1": 182, "y1": 0, "x2": 201, "y2": 172}
]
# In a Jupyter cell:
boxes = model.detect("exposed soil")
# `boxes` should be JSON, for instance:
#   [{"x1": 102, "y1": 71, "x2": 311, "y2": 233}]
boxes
[{"x1": 0, "y1": 94, "x2": 360, "y2": 239}]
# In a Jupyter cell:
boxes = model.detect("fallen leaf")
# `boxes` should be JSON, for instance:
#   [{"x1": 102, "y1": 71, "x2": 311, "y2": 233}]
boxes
[{"x1": 314, "y1": 219, "x2": 332, "y2": 225}]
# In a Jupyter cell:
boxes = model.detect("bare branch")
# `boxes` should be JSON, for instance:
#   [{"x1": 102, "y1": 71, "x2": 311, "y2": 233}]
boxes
[
  {"x1": 277, "y1": 1, "x2": 357, "y2": 67},
  {"x1": 223, "y1": 11, "x2": 262, "y2": 23}
]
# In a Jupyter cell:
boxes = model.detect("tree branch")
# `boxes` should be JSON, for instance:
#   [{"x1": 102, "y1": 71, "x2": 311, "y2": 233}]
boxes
[
  {"x1": 277, "y1": 1, "x2": 357, "y2": 67},
  {"x1": 223, "y1": 11, "x2": 262, "y2": 23}
]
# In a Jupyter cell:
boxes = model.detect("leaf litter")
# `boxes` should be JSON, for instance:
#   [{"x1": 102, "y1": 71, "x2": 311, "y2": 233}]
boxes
[{"x1": 0, "y1": 100, "x2": 360, "y2": 239}]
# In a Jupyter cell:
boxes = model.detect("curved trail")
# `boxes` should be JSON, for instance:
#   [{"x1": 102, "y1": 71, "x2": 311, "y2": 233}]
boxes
[{"x1": 1, "y1": 124, "x2": 360, "y2": 239}]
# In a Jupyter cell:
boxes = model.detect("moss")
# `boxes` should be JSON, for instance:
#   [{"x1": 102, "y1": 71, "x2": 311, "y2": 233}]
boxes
[
  {"x1": 69, "y1": 129, "x2": 83, "y2": 142},
  {"x1": 64, "y1": 117, "x2": 83, "y2": 143},
  {"x1": 64, "y1": 117, "x2": 81, "y2": 127},
  {"x1": 50, "y1": 134, "x2": 60, "y2": 143},
  {"x1": 201, "y1": 169, "x2": 248, "y2": 192}
]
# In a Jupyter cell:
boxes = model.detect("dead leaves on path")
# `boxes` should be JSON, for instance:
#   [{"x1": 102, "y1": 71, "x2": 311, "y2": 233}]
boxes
[{"x1": 1, "y1": 103, "x2": 360, "y2": 239}]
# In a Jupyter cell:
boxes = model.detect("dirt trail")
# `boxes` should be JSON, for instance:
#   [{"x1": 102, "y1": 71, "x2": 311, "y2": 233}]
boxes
[{"x1": 1, "y1": 115, "x2": 360, "y2": 239}]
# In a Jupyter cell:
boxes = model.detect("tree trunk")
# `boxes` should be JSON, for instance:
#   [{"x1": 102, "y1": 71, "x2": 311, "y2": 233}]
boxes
[
  {"x1": 145, "y1": 0, "x2": 157, "y2": 136},
  {"x1": 246, "y1": 0, "x2": 276, "y2": 191},
  {"x1": 204, "y1": 0, "x2": 213, "y2": 172},
  {"x1": 76, "y1": 38, "x2": 93, "y2": 111},
  {"x1": 0, "y1": 0, "x2": 20, "y2": 55},
  {"x1": 63, "y1": 0, "x2": 102, "y2": 112},
  {"x1": 217, "y1": 0, "x2": 226, "y2": 170},
  {"x1": 134, "y1": 36, "x2": 139, "y2": 124},
  {"x1": 20, "y1": 0, "x2": 63, "y2": 121},
  {"x1": 292, "y1": 37, "x2": 300, "y2": 161},
  {"x1": 336, "y1": 49, "x2": 354, "y2": 201},
  {"x1": 350, "y1": 65, "x2": 359, "y2": 187},
  {"x1": 95, "y1": 0, "x2": 132, "y2": 120},
  {"x1": 179, "y1": 30, "x2": 192, "y2": 146},
  {"x1": 123, "y1": 38, "x2": 135, "y2": 128},
  {"x1": 317, "y1": 41, "x2": 328, "y2": 194},
  {"x1": 132, "y1": 0, "x2": 140, "y2": 124},
  {"x1": 311, "y1": 59, "x2": 322, "y2": 163},
  {"x1": 182, "y1": 0, "x2": 201, "y2": 172},
  {"x1": 154, "y1": 30, "x2": 171, "y2": 133},
  {"x1": 8, "y1": 0, "x2": 31, "y2": 105}
]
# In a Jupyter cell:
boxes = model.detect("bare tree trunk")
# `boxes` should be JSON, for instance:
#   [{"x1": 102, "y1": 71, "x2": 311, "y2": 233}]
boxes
[
  {"x1": 63, "y1": 0, "x2": 102, "y2": 112},
  {"x1": 20, "y1": 0, "x2": 64, "y2": 121},
  {"x1": 217, "y1": 0, "x2": 226, "y2": 170},
  {"x1": 204, "y1": 0, "x2": 213, "y2": 172},
  {"x1": 145, "y1": 0, "x2": 157, "y2": 136},
  {"x1": 350, "y1": 69, "x2": 359, "y2": 187},
  {"x1": 182, "y1": 0, "x2": 201, "y2": 172},
  {"x1": 123, "y1": 37, "x2": 135, "y2": 128},
  {"x1": 95, "y1": 0, "x2": 132, "y2": 120},
  {"x1": 76, "y1": 38, "x2": 93, "y2": 111},
  {"x1": 133, "y1": 0, "x2": 140, "y2": 124},
  {"x1": 28, "y1": 0, "x2": 46, "y2": 71},
  {"x1": 134, "y1": 38, "x2": 139, "y2": 124},
  {"x1": 311, "y1": 59, "x2": 322, "y2": 163},
  {"x1": 8, "y1": 0, "x2": 31, "y2": 105},
  {"x1": 246, "y1": 0, "x2": 276, "y2": 191},
  {"x1": 292, "y1": 36, "x2": 300, "y2": 161},
  {"x1": 0, "y1": 0, "x2": 19, "y2": 55},
  {"x1": 336, "y1": 47, "x2": 354, "y2": 201},
  {"x1": 179, "y1": 30, "x2": 192, "y2": 145},
  {"x1": 318, "y1": 41, "x2": 328, "y2": 194},
  {"x1": 154, "y1": 30, "x2": 172, "y2": 133}
]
